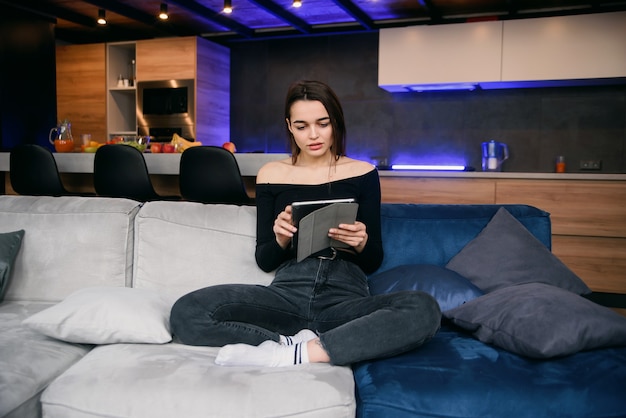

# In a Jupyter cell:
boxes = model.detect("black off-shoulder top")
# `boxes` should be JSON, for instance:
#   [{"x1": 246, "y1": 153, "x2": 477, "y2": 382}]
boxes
[{"x1": 255, "y1": 169, "x2": 383, "y2": 274}]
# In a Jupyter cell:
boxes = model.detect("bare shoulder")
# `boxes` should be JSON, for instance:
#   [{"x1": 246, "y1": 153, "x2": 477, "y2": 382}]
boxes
[
  {"x1": 256, "y1": 158, "x2": 293, "y2": 184},
  {"x1": 336, "y1": 157, "x2": 376, "y2": 179}
]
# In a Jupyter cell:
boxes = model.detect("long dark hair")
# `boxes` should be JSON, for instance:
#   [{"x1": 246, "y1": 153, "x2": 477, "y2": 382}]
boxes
[{"x1": 284, "y1": 80, "x2": 346, "y2": 164}]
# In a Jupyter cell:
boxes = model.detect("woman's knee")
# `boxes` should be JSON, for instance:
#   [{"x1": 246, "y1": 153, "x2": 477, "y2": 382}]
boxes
[{"x1": 397, "y1": 290, "x2": 442, "y2": 340}]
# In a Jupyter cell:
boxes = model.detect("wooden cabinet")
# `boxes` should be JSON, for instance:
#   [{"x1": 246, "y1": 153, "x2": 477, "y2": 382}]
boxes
[
  {"x1": 136, "y1": 37, "x2": 196, "y2": 81},
  {"x1": 380, "y1": 176, "x2": 626, "y2": 295},
  {"x1": 56, "y1": 44, "x2": 106, "y2": 142}
]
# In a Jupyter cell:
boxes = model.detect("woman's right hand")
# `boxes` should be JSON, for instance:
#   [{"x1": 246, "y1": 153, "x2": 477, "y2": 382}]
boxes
[{"x1": 274, "y1": 205, "x2": 297, "y2": 249}]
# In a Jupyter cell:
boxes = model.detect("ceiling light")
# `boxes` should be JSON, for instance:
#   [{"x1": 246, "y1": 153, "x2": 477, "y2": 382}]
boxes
[
  {"x1": 293, "y1": 0, "x2": 302, "y2": 7},
  {"x1": 158, "y1": 3, "x2": 169, "y2": 20},
  {"x1": 223, "y1": 0, "x2": 232, "y2": 14},
  {"x1": 97, "y1": 9, "x2": 107, "y2": 25}
]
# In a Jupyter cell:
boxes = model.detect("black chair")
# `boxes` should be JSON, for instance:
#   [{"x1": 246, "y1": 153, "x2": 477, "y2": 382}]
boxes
[
  {"x1": 10, "y1": 144, "x2": 80, "y2": 196},
  {"x1": 179, "y1": 146, "x2": 251, "y2": 205},
  {"x1": 94, "y1": 144, "x2": 180, "y2": 202}
]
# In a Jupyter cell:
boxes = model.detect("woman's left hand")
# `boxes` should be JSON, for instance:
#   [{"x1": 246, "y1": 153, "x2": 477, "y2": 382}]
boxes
[{"x1": 328, "y1": 222, "x2": 368, "y2": 253}]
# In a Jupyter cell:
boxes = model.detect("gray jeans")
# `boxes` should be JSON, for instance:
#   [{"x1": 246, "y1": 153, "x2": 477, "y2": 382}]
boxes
[{"x1": 170, "y1": 258, "x2": 441, "y2": 366}]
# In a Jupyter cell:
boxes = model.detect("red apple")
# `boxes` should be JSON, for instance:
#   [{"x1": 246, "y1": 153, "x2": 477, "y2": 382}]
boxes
[
  {"x1": 222, "y1": 142, "x2": 236, "y2": 153},
  {"x1": 150, "y1": 143, "x2": 162, "y2": 153},
  {"x1": 162, "y1": 143, "x2": 176, "y2": 153}
]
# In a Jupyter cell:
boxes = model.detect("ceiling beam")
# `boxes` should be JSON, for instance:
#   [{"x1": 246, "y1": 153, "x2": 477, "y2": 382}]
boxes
[
  {"x1": 331, "y1": 0, "x2": 374, "y2": 30},
  {"x1": 247, "y1": 0, "x2": 312, "y2": 33},
  {"x1": 168, "y1": 0, "x2": 255, "y2": 38}
]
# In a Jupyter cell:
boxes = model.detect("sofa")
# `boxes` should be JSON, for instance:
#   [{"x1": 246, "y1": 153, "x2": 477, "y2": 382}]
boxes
[{"x1": 1, "y1": 195, "x2": 625, "y2": 418}]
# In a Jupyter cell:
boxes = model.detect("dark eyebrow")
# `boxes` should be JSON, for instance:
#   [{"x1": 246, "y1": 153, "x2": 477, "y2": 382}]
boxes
[{"x1": 292, "y1": 116, "x2": 330, "y2": 124}]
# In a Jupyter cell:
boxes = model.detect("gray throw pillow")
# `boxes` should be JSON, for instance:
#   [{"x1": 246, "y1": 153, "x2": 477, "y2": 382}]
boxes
[
  {"x1": 444, "y1": 282, "x2": 626, "y2": 358},
  {"x1": 446, "y1": 207, "x2": 590, "y2": 295},
  {"x1": 0, "y1": 229, "x2": 25, "y2": 301}
]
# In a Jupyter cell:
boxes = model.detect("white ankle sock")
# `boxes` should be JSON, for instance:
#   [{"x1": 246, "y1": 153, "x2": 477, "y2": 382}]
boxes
[
  {"x1": 215, "y1": 340, "x2": 309, "y2": 367},
  {"x1": 280, "y1": 329, "x2": 318, "y2": 346}
]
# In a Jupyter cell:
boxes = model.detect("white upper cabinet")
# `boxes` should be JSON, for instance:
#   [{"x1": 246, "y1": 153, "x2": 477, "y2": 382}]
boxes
[
  {"x1": 379, "y1": 11, "x2": 626, "y2": 91},
  {"x1": 502, "y1": 12, "x2": 626, "y2": 82},
  {"x1": 379, "y1": 21, "x2": 503, "y2": 92}
]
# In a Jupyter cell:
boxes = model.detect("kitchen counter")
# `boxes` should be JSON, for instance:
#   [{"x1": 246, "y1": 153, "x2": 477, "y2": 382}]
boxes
[
  {"x1": 378, "y1": 170, "x2": 626, "y2": 180},
  {"x1": 1, "y1": 152, "x2": 625, "y2": 180},
  {"x1": 0, "y1": 152, "x2": 290, "y2": 177}
]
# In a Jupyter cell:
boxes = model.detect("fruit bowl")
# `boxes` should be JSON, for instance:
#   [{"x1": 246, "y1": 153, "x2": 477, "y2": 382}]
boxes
[{"x1": 121, "y1": 136, "x2": 151, "y2": 152}]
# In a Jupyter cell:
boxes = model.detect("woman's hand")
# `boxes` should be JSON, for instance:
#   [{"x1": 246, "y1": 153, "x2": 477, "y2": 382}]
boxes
[
  {"x1": 329, "y1": 222, "x2": 368, "y2": 253},
  {"x1": 274, "y1": 205, "x2": 297, "y2": 249}
]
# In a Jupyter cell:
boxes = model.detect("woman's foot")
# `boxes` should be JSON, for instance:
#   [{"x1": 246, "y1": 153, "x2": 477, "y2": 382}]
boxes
[
  {"x1": 215, "y1": 340, "x2": 309, "y2": 367},
  {"x1": 280, "y1": 329, "x2": 317, "y2": 346}
]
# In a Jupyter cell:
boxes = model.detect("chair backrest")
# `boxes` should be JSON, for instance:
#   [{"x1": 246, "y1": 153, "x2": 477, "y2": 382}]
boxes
[
  {"x1": 94, "y1": 144, "x2": 161, "y2": 202},
  {"x1": 10, "y1": 144, "x2": 69, "y2": 196},
  {"x1": 179, "y1": 146, "x2": 251, "y2": 205}
]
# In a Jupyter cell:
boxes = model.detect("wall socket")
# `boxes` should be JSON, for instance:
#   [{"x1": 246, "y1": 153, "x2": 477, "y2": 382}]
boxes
[{"x1": 580, "y1": 160, "x2": 602, "y2": 170}]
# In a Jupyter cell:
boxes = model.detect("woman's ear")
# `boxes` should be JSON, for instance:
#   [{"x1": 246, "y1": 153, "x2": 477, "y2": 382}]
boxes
[{"x1": 286, "y1": 118, "x2": 293, "y2": 134}]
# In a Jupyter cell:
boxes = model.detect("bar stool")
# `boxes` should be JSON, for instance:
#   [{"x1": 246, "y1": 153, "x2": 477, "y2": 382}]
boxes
[
  {"x1": 179, "y1": 146, "x2": 251, "y2": 205},
  {"x1": 94, "y1": 144, "x2": 180, "y2": 202},
  {"x1": 10, "y1": 144, "x2": 82, "y2": 196}
]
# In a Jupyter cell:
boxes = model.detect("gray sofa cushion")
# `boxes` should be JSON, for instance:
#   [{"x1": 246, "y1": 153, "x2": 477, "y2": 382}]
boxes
[
  {"x1": 0, "y1": 302, "x2": 92, "y2": 417},
  {"x1": 41, "y1": 343, "x2": 356, "y2": 418},
  {"x1": 132, "y1": 201, "x2": 273, "y2": 299},
  {"x1": 0, "y1": 196, "x2": 141, "y2": 302}
]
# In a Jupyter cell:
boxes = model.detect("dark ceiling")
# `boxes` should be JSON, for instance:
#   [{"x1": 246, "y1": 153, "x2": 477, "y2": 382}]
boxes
[{"x1": 6, "y1": 0, "x2": 626, "y2": 45}]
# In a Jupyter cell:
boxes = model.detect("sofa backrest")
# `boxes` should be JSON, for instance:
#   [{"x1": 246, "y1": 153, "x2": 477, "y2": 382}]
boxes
[
  {"x1": 132, "y1": 201, "x2": 274, "y2": 299},
  {"x1": 0, "y1": 196, "x2": 140, "y2": 302},
  {"x1": 377, "y1": 204, "x2": 551, "y2": 274}
]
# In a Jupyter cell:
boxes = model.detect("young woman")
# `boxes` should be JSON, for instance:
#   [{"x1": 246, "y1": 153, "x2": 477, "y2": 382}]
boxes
[{"x1": 170, "y1": 80, "x2": 441, "y2": 367}]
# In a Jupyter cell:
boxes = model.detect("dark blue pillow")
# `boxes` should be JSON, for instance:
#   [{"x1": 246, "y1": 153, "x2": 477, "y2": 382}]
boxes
[{"x1": 368, "y1": 264, "x2": 484, "y2": 312}]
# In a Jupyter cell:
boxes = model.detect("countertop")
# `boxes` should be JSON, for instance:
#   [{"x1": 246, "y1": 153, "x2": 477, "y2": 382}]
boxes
[{"x1": 1, "y1": 152, "x2": 625, "y2": 180}]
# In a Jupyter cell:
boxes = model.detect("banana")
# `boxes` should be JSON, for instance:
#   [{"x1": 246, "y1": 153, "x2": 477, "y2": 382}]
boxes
[{"x1": 171, "y1": 133, "x2": 202, "y2": 152}]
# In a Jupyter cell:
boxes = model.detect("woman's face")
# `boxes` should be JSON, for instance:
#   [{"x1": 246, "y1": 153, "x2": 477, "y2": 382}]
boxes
[{"x1": 287, "y1": 100, "x2": 333, "y2": 160}]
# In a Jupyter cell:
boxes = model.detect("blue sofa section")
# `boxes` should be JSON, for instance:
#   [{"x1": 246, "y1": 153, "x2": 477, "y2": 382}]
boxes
[{"x1": 355, "y1": 203, "x2": 626, "y2": 418}]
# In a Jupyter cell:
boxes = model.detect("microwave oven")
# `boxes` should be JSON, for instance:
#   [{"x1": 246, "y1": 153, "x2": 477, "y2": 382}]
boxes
[{"x1": 137, "y1": 79, "x2": 195, "y2": 141}]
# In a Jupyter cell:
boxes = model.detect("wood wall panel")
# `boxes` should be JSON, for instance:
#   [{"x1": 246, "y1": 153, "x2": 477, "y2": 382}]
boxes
[
  {"x1": 552, "y1": 235, "x2": 626, "y2": 294},
  {"x1": 136, "y1": 37, "x2": 196, "y2": 81},
  {"x1": 56, "y1": 44, "x2": 106, "y2": 143},
  {"x1": 495, "y1": 180, "x2": 626, "y2": 237},
  {"x1": 380, "y1": 177, "x2": 495, "y2": 204}
]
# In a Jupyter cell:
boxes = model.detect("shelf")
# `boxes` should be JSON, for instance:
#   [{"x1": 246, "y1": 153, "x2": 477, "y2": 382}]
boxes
[{"x1": 107, "y1": 42, "x2": 137, "y2": 139}]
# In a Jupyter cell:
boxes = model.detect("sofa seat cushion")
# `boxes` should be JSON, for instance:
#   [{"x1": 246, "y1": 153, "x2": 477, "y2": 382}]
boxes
[
  {"x1": 354, "y1": 325, "x2": 626, "y2": 418},
  {"x1": 0, "y1": 301, "x2": 92, "y2": 417},
  {"x1": 42, "y1": 343, "x2": 356, "y2": 418}
]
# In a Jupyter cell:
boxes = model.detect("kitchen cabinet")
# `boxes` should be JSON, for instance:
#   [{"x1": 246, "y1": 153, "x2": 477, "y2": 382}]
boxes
[
  {"x1": 136, "y1": 37, "x2": 196, "y2": 81},
  {"x1": 56, "y1": 43, "x2": 106, "y2": 142},
  {"x1": 105, "y1": 36, "x2": 230, "y2": 143},
  {"x1": 378, "y1": 11, "x2": 626, "y2": 91},
  {"x1": 502, "y1": 12, "x2": 626, "y2": 82},
  {"x1": 378, "y1": 21, "x2": 503, "y2": 92}
]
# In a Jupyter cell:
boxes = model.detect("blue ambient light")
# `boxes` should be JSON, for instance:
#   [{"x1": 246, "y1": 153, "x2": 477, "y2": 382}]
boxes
[{"x1": 391, "y1": 164, "x2": 466, "y2": 171}]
